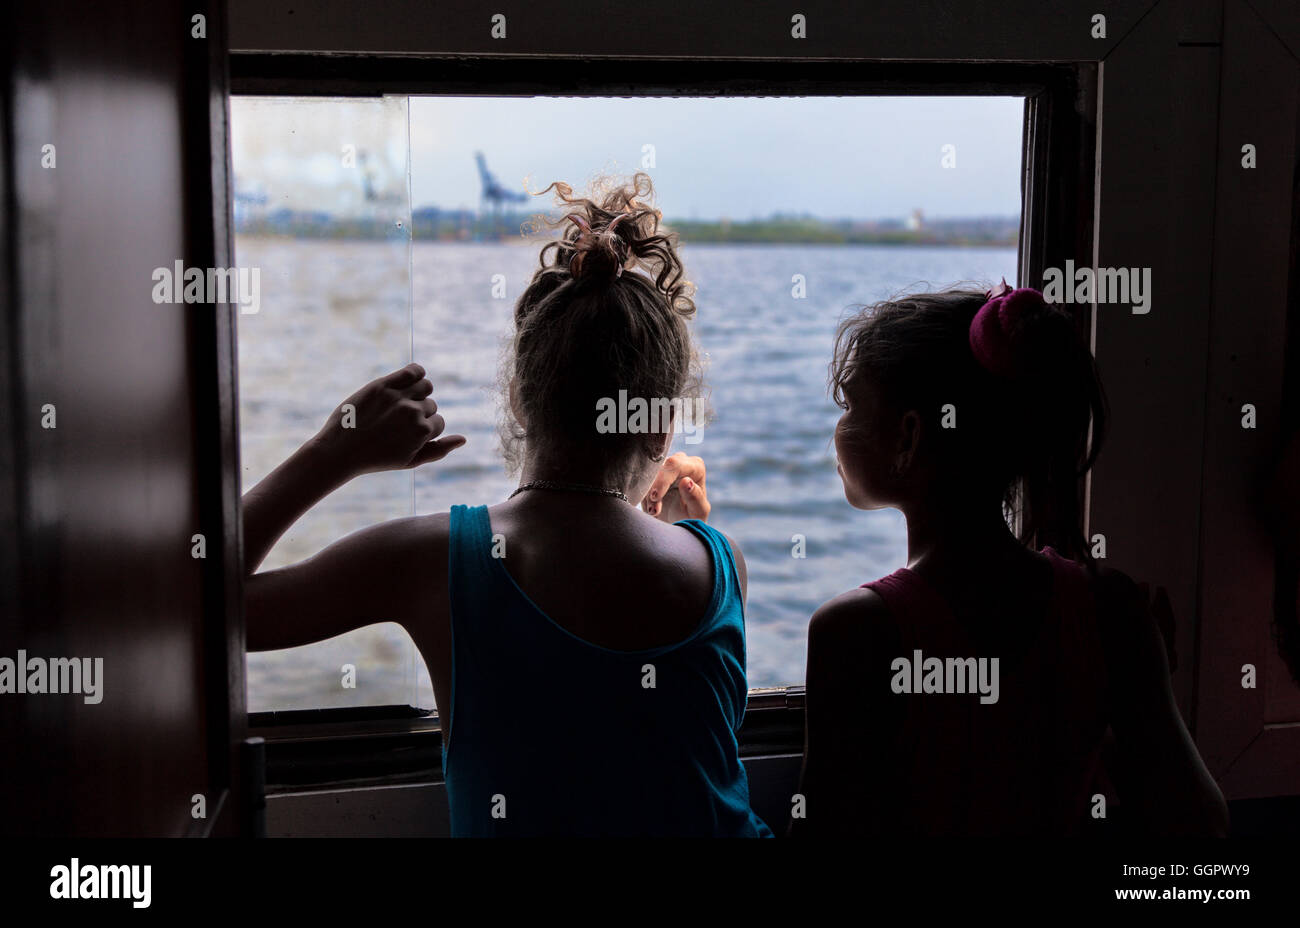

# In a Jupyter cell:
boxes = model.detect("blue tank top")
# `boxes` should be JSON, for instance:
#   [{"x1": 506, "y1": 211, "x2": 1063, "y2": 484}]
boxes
[{"x1": 442, "y1": 504, "x2": 773, "y2": 837}]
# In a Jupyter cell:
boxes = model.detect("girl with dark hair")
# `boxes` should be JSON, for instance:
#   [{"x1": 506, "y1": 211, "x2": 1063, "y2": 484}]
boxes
[
  {"x1": 242, "y1": 174, "x2": 772, "y2": 837},
  {"x1": 793, "y1": 282, "x2": 1227, "y2": 836}
]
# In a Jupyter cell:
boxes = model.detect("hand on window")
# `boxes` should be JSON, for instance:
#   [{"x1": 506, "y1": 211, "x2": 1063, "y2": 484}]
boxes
[
  {"x1": 312, "y1": 362, "x2": 465, "y2": 476},
  {"x1": 641, "y1": 452, "x2": 710, "y2": 523}
]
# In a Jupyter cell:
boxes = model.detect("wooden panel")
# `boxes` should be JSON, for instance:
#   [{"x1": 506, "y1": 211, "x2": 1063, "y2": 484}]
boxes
[
  {"x1": 1218, "y1": 727, "x2": 1300, "y2": 799},
  {"x1": 0, "y1": 0, "x2": 244, "y2": 835},
  {"x1": 1088, "y1": 0, "x2": 1222, "y2": 718},
  {"x1": 228, "y1": 0, "x2": 1152, "y2": 61},
  {"x1": 1247, "y1": 0, "x2": 1300, "y2": 61},
  {"x1": 185, "y1": 0, "x2": 250, "y2": 839},
  {"x1": 1195, "y1": 0, "x2": 1300, "y2": 790}
]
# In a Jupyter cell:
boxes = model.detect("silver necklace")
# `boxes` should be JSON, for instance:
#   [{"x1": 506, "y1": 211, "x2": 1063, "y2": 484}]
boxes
[{"x1": 509, "y1": 480, "x2": 630, "y2": 503}]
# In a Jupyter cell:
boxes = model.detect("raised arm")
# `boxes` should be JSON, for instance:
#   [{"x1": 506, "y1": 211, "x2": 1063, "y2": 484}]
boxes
[
  {"x1": 245, "y1": 513, "x2": 449, "y2": 652},
  {"x1": 242, "y1": 437, "x2": 349, "y2": 576},
  {"x1": 242, "y1": 362, "x2": 464, "y2": 651}
]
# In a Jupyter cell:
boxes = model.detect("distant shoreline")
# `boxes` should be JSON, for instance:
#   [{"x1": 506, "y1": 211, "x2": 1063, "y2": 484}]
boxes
[
  {"x1": 234, "y1": 213, "x2": 1019, "y2": 248},
  {"x1": 660, "y1": 219, "x2": 1016, "y2": 247}
]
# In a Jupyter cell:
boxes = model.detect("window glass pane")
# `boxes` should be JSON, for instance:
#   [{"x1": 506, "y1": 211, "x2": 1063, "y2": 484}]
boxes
[
  {"x1": 234, "y1": 93, "x2": 1023, "y2": 712},
  {"x1": 232, "y1": 95, "x2": 419, "y2": 711}
]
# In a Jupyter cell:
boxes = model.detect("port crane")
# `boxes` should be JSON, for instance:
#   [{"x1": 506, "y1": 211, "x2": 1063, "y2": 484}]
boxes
[{"x1": 475, "y1": 151, "x2": 527, "y2": 237}]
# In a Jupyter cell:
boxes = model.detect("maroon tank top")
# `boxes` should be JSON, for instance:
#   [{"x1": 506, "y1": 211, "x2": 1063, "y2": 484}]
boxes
[{"x1": 862, "y1": 546, "x2": 1111, "y2": 835}]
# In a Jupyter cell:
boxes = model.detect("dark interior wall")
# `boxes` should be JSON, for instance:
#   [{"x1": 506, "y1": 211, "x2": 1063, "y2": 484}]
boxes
[
  {"x1": 1088, "y1": 0, "x2": 1300, "y2": 795},
  {"x1": 226, "y1": 0, "x2": 1144, "y2": 59},
  {"x1": 0, "y1": 1, "x2": 244, "y2": 835},
  {"x1": 1197, "y1": 0, "x2": 1300, "y2": 796},
  {"x1": 1086, "y1": 0, "x2": 1222, "y2": 723}
]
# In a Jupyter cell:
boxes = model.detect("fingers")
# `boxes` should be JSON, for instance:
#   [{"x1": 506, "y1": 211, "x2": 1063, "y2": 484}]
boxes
[
  {"x1": 679, "y1": 477, "x2": 711, "y2": 521},
  {"x1": 384, "y1": 362, "x2": 425, "y2": 388},
  {"x1": 407, "y1": 378, "x2": 434, "y2": 401},
  {"x1": 643, "y1": 485, "x2": 675, "y2": 518},
  {"x1": 407, "y1": 435, "x2": 466, "y2": 468},
  {"x1": 645, "y1": 455, "x2": 682, "y2": 504},
  {"x1": 421, "y1": 412, "x2": 447, "y2": 437},
  {"x1": 645, "y1": 452, "x2": 706, "y2": 506}
]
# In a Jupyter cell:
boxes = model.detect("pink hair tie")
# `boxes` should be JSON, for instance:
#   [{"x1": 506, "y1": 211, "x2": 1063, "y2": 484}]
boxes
[{"x1": 969, "y1": 278, "x2": 1044, "y2": 378}]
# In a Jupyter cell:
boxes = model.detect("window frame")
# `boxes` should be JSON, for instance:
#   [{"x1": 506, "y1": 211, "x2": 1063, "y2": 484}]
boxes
[{"x1": 229, "y1": 54, "x2": 1096, "y2": 780}]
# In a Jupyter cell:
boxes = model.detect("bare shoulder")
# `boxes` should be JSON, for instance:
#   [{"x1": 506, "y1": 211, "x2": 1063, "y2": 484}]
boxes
[
  {"x1": 811, "y1": 586, "x2": 888, "y2": 628},
  {"x1": 1087, "y1": 563, "x2": 1153, "y2": 643},
  {"x1": 664, "y1": 520, "x2": 743, "y2": 609},
  {"x1": 809, "y1": 586, "x2": 891, "y2": 650},
  {"x1": 402, "y1": 511, "x2": 453, "y2": 652},
  {"x1": 1090, "y1": 563, "x2": 1144, "y2": 609},
  {"x1": 1085, "y1": 562, "x2": 1178, "y2": 693},
  {"x1": 717, "y1": 530, "x2": 747, "y2": 597},
  {"x1": 656, "y1": 517, "x2": 744, "y2": 599},
  {"x1": 805, "y1": 587, "x2": 897, "y2": 720},
  {"x1": 351, "y1": 511, "x2": 451, "y2": 616},
  {"x1": 351, "y1": 510, "x2": 449, "y2": 568},
  {"x1": 412, "y1": 510, "x2": 451, "y2": 579},
  {"x1": 418, "y1": 509, "x2": 451, "y2": 545}
]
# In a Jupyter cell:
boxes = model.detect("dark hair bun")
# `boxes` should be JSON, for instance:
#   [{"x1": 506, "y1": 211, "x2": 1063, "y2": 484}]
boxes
[
  {"x1": 566, "y1": 213, "x2": 631, "y2": 283},
  {"x1": 525, "y1": 174, "x2": 695, "y2": 317}
]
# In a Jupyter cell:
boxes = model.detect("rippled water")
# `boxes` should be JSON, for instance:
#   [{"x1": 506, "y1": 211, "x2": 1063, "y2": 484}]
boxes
[{"x1": 239, "y1": 238, "x2": 1017, "y2": 710}]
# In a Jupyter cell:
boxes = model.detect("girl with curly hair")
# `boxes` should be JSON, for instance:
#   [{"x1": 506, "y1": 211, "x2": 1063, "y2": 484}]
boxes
[{"x1": 242, "y1": 174, "x2": 772, "y2": 838}]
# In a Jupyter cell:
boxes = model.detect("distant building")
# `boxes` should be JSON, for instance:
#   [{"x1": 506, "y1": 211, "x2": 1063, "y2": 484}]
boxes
[{"x1": 906, "y1": 208, "x2": 924, "y2": 231}]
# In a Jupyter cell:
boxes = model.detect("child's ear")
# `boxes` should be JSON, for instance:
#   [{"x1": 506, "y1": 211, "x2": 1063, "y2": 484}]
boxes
[
  {"x1": 508, "y1": 377, "x2": 527, "y2": 428},
  {"x1": 653, "y1": 426, "x2": 673, "y2": 461},
  {"x1": 897, "y1": 409, "x2": 922, "y2": 473}
]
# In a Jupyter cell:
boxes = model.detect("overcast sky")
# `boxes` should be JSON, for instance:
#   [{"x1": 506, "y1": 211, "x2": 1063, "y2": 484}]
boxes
[{"x1": 409, "y1": 95, "x2": 1024, "y2": 220}]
